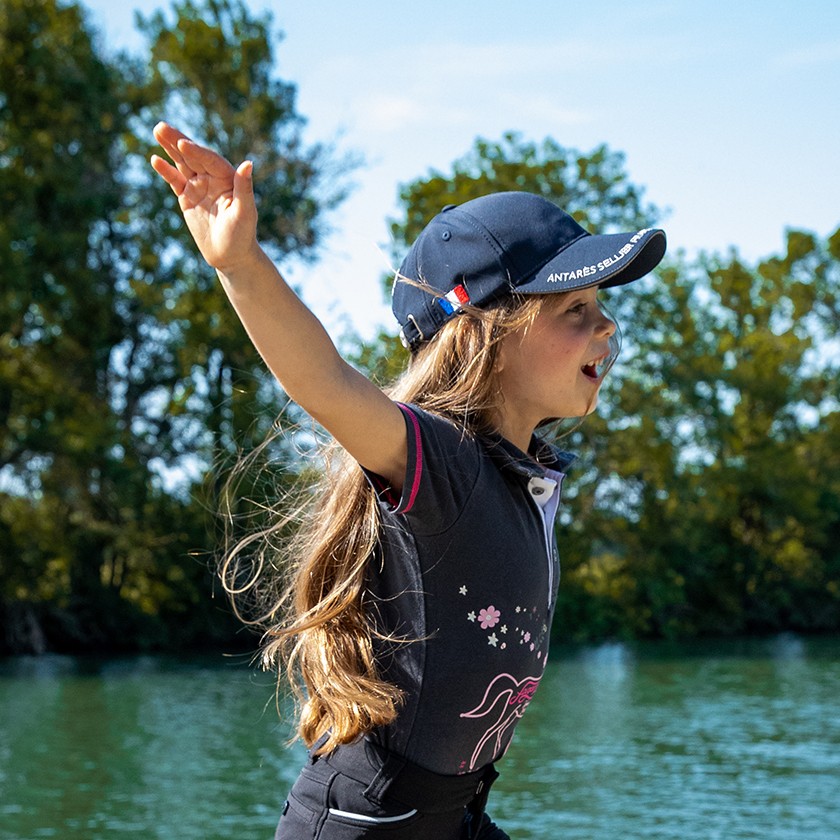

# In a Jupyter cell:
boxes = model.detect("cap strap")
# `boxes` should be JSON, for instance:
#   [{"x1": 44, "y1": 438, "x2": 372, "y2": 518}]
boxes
[{"x1": 399, "y1": 314, "x2": 425, "y2": 349}]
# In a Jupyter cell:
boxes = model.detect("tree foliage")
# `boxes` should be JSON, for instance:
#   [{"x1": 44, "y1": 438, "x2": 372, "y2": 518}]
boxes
[
  {"x1": 2, "y1": 0, "x2": 837, "y2": 654},
  {"x1": 361, "y1": 135, "x2": 840, "y2": 643},
  {"x1": 0, "y1": 0, "x2": 346, "y2": 653},
  {"x1": 560, "y1": 232, "x2": 840, "y2": 639}
]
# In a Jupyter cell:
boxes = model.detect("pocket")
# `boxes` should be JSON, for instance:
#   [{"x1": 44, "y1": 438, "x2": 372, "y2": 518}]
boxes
[
  {"x1": 318, "y1": 806, "x2": 423, "y2": 838},
  {"x1": 275, "y1": 794, "x2": 318, "y2": 839},
  {"x1": 275, "y1": 763, "x2": 331, "y2": 839},
  {"x1": 320, "y1": 770, "x2": 423, "y2": 836}
]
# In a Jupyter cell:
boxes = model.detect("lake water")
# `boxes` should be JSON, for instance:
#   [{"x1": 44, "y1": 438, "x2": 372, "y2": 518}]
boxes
[{"x1": 1, "y1": 636, "x2": 839, "y2": 840}]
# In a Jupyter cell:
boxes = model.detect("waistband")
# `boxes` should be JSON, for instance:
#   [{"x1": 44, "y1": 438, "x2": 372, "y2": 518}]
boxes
[{"x1": 314, "y1": 736, "x2": 499, "y2": 816}]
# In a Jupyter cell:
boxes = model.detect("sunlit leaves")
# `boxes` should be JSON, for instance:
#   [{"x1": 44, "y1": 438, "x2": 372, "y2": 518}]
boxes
[
  {"x1": 0, "y1": 0, "x2": 346, "y2": 653},
  {"x1": 353, "y1": 132, "x2": 840, "y2": 642}
]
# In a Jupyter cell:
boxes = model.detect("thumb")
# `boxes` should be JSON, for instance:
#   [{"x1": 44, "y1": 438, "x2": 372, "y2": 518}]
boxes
[{"x1": 232, "y1": 160, "x2": 255, "y2": 210}]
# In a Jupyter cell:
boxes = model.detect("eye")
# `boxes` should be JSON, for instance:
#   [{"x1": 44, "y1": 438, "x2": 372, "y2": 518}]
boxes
[{"x1": 566, "y1": 302, "x2": 587, "y2": 315}]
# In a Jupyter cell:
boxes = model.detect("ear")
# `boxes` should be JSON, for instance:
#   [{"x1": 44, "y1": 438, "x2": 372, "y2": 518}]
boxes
[{"x1": 494, "y1": 341, "x2": 506, "y2": 374}]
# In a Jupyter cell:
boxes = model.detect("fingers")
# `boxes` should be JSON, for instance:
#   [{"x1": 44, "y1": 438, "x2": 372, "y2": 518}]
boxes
[
  {"x1": 176, "y1": 137, "x2": 236, "y2": 179},
  {"x1": 152, "y1": 122, "x2": 238, "y2": 182},
  {"x1": 153, "y1": 121, "x2": 195, "y2": 178},
  {"x1": 150, "y1": 122, "x2": 250, "y2": 212},
  {"x1": 150, "y1": 153, "x2": 187, "y2": 196}
]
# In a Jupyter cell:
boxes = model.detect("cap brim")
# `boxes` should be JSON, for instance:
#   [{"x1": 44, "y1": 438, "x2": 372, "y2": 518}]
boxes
[{"x1": 518, "y1": 228, "x2": 666, "y2": 294}]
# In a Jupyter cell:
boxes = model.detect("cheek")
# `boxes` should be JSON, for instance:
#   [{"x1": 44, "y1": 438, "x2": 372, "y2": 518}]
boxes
[{"x1": 546, "y1": 330, "x2": 589, "y2": 362}]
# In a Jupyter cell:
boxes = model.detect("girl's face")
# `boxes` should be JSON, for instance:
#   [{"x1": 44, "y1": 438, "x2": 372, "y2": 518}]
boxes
[{"x1": 495, "y1": 287, "x2": 616, "y2": 448}]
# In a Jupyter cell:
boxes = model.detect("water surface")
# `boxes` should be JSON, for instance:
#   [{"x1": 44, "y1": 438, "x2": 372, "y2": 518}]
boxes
[{"x1": 1, "y1": 636, "x2": 838, "y2": 839}]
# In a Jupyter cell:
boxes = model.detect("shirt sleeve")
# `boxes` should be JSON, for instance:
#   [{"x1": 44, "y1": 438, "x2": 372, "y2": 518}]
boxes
[{"x1": 365, "y1": 403, "x2": 481, "y2": 536}]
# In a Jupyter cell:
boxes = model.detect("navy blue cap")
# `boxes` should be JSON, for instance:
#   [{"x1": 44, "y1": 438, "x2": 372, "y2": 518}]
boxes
[{"x1": 392, "y1": 191, "x2": 666, "y2": 350}]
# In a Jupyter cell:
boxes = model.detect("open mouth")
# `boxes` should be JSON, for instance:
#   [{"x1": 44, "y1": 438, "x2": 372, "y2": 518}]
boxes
[{"x1": 581, "y1": 355, "x2": 607, "y2": 381}]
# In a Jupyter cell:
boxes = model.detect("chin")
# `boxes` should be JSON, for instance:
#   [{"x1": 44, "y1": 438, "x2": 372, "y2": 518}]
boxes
[{"x1": 582, "y1": 394, "x2": 600, "y2": 415}]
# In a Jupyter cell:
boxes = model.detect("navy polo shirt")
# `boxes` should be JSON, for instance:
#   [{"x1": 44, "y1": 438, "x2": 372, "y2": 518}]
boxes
[{"x1": 364, "y1": 404, "x2": 574, "y2": 775}]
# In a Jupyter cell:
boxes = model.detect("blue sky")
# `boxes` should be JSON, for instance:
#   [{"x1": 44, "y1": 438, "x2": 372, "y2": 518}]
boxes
[{"x1": 82, "y1": 0, "x2": 840, "y2": 338}]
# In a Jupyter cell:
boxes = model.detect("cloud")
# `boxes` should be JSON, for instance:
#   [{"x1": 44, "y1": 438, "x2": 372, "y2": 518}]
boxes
[
  {"x1": 354, "y1": 88, "x2": 593, "y2": 138},
  {"x1": 320, "y1": 40, "x2": 613, "y2": 136},
  {"x1": 298, "y1": 30, "x2": 722, "y2": 154}
]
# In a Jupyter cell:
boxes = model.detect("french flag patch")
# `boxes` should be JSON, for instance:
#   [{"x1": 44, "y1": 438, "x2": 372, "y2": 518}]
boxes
[{"x1": 438, "y1": 283, "x2": 470, "y2": 315}]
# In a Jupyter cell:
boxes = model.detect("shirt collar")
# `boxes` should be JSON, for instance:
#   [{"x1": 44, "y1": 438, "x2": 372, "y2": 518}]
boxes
[{"x1": 482, "y1": 432, "x2": 576, "y2": 478}]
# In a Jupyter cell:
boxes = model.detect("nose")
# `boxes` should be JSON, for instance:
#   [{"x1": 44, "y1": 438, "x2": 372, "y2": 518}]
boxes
[{"x1": 596, "y1": 309, "x2": 616, "y2": 338}]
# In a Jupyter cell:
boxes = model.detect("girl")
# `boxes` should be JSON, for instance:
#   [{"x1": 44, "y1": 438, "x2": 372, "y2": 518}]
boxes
[{"x1": 151, "y1": 122, "x2": 666, "y2": 840}]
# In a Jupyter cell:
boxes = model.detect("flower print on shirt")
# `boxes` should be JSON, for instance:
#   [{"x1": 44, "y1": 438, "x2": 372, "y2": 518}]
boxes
[
  {"x1": 511, "y1": 605, "x2": 549, "y2": 662},
  {"x1": 478, "y1": 606, "x2": 501, "y2": 629},
  {"x1": 460, "y1": 594, "x2": 549, "y2": 662}
]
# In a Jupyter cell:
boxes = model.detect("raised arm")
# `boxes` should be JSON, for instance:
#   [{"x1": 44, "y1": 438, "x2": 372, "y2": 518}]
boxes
[{"x1": 150, "y1": 122, "x2": 406, "y2": 491}]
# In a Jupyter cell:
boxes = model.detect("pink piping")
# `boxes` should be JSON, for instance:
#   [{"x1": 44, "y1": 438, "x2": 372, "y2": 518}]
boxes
[{"x1": 396, "y1": 404, "x2": 423, "y2": 514}]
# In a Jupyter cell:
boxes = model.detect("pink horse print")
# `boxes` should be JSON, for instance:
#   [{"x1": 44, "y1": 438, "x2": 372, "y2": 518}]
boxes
[{"x1": 460, "y1": 672, "x2": 542, "y2": 771}]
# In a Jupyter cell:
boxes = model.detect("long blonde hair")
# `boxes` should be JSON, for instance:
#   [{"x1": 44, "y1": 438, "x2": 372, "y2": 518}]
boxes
[{"x1": 221, "y1": 292, "x2": 583, "y2": 755}]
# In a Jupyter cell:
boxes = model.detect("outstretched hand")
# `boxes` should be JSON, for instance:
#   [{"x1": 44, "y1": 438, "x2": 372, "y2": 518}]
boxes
[
  {"x1": 150, "y1": 122, "x2": 258, "y2": 272},
  {"x1": 150, "y1": 130, "x2": 408, "y2": 492}
]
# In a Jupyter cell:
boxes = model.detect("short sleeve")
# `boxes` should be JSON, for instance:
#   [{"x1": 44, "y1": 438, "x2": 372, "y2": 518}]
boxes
[{"x1": 365, "y1": 404, "x2": 481, "y2": 535}]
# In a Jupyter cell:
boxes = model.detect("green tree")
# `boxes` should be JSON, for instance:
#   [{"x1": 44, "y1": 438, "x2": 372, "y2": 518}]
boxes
[
  {"x1": 0, "y1": 0, "x2": 134, "y2": 650},
  {"x1": 128, "y1": 0, "x2": 351, "y2": 474},
  {"x1": 558, "y1": 231, "x2": 840, "y2": 639},
  {"x1": 0, "y1": 0, "x2": 348, "y2": 653},
  {"x1": 355, "y1": 132, "x2": 840, "y2": 642}
]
